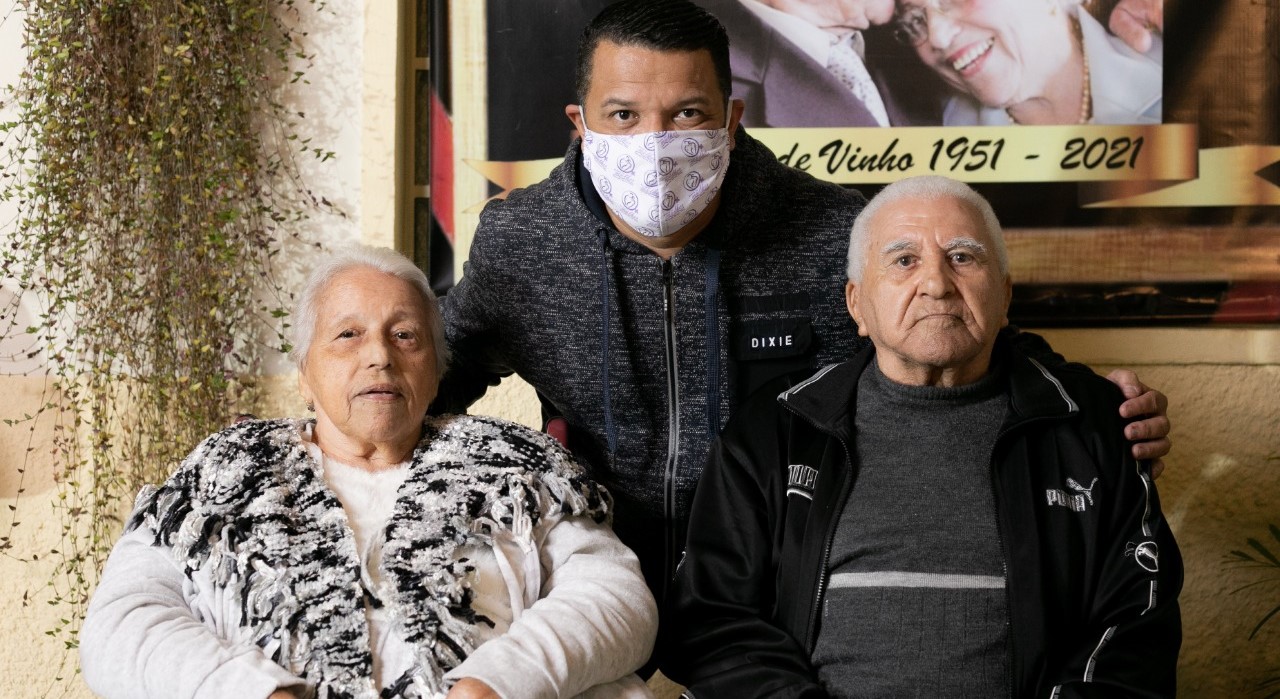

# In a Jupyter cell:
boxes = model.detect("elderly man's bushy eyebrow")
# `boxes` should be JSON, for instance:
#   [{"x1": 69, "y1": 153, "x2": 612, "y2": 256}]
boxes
[
  {"x1": 944, "y1": 237, "x2": 988, "y2": 256},
  {"x1": 877, "y1": 237, "x2": 989, "y2": 259},
  {"x1": 879, "y1": 239, "x2": 916, "y2": 256}
]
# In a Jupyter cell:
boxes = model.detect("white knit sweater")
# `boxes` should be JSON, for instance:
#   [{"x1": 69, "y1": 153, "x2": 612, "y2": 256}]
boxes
[{"x1": 80, "y1": 417, "x2": 657, "y2": 699}]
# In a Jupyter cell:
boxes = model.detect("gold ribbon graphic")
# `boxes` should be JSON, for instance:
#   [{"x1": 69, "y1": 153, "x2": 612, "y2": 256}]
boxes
[{"x1": 464, "y1": 125, "x2": 1280, "y2": 209}]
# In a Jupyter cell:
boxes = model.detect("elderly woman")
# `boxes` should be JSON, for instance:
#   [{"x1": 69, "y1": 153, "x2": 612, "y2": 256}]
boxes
[
  {"x1": 893, "y1": 0, "x2": 1162, "y2": 125},
  {"x1": 79, "y1": 246, "x2": 658, "y2": 699}
]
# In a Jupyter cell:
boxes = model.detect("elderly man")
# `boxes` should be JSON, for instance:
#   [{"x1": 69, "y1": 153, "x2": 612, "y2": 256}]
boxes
[
  {"x1": 662, "y1": 176, "x2": 1182, "y2": 697},
  {"x1": 436, "y1": 0, "x2": 1172, "y2": 612},
  {"x1": 697, "y1": 0, "x2": 938, "y2": 126}
]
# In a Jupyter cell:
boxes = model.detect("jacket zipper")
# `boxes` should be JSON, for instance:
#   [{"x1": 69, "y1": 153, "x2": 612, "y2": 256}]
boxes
[
  {"x1": 987, "y1": 430, "x2": 1016, "y2": 699},
  {"x1": 661, "y1": 259, "x2": 681, "y2": 600},
  {"x1": 989, "y1": 413, "x2": 1070, "y2": 699},
  {"x1": 779, "y1": 399, "x2": 854, "y2": 653}
]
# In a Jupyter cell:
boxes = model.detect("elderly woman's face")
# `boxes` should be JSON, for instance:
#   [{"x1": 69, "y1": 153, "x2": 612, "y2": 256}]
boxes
[
  {"x1": 299, "y1": 267, "x2": 438, "y2": 456},
  {"x1": 899, "y1": 0, "x2": 1066, "y2": 109}
]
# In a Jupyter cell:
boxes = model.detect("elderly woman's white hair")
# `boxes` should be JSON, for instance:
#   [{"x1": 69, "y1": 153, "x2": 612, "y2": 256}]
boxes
[
  {"x1": 290, "y1": 245, "x2": 449, "y2": 375},
  {"x1": 846, "y1": 175, "x2": 1008, "y2": 282}
]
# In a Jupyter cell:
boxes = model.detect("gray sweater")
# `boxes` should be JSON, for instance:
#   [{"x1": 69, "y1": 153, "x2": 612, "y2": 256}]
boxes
[
  {"x1": 437, "y1": 129, "x2": 866, "y2": 599},
  {"x1": 813, "y1": 362, "x2": 1010, "y2": 697}
]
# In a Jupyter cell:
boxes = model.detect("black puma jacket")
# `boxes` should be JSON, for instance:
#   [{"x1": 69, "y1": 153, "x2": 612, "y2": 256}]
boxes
[{"x1": 663, "y1": 338, "x2": 1182, "y2": 698}]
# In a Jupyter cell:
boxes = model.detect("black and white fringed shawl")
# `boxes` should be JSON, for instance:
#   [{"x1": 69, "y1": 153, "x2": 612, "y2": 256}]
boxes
[{"x1": 127, "y1": 414, "x2": 612, "y2": 699}]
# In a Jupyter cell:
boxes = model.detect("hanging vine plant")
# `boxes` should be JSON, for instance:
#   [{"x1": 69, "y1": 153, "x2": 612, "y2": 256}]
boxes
[{"x1": 0, "y1": 0, "x2": 333, "y2": 659}]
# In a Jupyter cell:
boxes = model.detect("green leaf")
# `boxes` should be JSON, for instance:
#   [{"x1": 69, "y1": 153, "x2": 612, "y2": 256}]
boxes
[
  {"x1": 1248, "y1": 538, "x2": 1280, "y2": 567},
  {"x1": 1249, "y1": 604, "x2": 1280, "y2": 641},
  {"x1": 1229, "y1": 549, "x2": 1258, "y2": 563}
]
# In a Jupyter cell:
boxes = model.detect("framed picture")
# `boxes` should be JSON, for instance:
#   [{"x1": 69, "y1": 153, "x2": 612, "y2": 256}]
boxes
[{"x1": 429, "y1": 0, "x2": 1280, "y2": 325}]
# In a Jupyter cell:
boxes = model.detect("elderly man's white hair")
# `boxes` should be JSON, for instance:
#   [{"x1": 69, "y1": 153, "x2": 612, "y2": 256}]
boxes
[
  {"x1": 846, "y1": 175, "x2": 1008, "y2": 282},
  {"x1": 290, "y1": 244, "x2": 449, "y2": 375}
]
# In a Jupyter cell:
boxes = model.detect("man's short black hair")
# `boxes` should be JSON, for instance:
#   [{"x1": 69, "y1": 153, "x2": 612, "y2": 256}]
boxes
[{"x1": 575, "y1": 0, "x2": 732, "y2": 105}]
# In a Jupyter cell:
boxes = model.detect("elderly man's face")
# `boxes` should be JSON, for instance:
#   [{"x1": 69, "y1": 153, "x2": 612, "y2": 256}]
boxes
[
  {"x1": 758, "y1": 0, "x2": 895, "y2": 31},
  {"x1": 846, "y1": 195, "x2": 1011, "y2": 386},
  {"x1": 300, "y1": 267, "x2": 438, "y2": 458}
]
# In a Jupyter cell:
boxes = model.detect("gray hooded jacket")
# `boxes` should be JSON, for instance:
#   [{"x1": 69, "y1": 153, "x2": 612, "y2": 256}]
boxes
[{"x1": 436, "y1": 128, "x2": 866, "y2": 600}]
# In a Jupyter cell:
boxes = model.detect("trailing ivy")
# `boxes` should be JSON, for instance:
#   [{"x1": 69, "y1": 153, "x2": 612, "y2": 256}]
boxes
[{"x1": 0, "y1": 0, "x2": 332, "y2": 662}]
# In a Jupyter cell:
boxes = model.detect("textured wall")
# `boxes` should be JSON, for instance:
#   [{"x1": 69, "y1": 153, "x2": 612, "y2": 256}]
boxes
[{"x1": 1105, "y1": 363, "x2": 1280, "y2": 697}]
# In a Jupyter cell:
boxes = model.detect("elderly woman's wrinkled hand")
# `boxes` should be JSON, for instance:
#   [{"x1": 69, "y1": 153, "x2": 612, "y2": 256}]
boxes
[{"x1": 446, "y1": 677, "x2": 500, "y2": 699}]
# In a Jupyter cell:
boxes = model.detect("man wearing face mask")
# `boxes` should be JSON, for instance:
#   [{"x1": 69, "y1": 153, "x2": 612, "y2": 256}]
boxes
[{"x1": 434, "y1": 0, "x2": 1173, "y2": 612}]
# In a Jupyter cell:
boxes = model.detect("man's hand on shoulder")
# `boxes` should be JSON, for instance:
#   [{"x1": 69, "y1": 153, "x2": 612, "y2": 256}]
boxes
[
  {"x1": 1109, "y1": 0, "x2": 1163, "y2": 54},
  {"x1": 1106, "y1": 369, "x2": 1170, "y2": 479},
  {"x1": 447, "y1": 678, "x2": 501, "y2": 699}
]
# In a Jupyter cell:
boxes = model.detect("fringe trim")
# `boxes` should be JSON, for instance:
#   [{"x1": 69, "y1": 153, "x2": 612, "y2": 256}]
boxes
[{"x1": 128, "y1": 415, "x2": 610, "y2": 697}]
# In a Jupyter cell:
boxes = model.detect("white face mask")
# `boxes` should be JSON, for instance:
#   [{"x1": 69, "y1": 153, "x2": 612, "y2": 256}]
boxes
[{"x1": 579, "y1": 111, "x2": 731, "y2": 238}]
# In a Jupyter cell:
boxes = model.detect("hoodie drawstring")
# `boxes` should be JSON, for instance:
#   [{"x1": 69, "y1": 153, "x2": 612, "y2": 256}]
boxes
[
  {"x1": 598, "y1": 233, "x2": 720, "y2": 451},
  {"x1": 598, "y1": 232, "x2": 619, "y2": 454},
  {"x1": 705, "y1": 247, "x2": 722, "y2": 439}
]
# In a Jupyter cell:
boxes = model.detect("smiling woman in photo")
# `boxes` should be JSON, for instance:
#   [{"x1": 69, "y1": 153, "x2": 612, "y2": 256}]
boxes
[{"x1": 893, "y1": 0, "x2": 1162, "y2": 125}]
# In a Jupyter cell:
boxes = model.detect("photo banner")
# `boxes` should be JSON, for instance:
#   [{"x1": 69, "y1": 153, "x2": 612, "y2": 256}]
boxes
[{"x1": 440, "y1": 0, "x2": 1280, "y2": 325}]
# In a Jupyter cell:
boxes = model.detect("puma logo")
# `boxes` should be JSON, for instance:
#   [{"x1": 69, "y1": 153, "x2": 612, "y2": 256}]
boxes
[
  {"x1": 787, "y1": 464, "x2": 819, "y2": 501},
  {"x1": 1047, "y1": 477, "x2": 1098, "y2": 512},
  {"x1": 1068, "y1": 477, "x2": 1098, "y2": 506},
  {"x1": 1126, "y1": 540, "x2": 1160, "y2": 572}
]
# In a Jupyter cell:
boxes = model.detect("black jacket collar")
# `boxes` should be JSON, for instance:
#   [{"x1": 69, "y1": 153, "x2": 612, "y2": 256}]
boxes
[{"x1": 778, "y1": 332, "x2": 1081, "y2": 439}]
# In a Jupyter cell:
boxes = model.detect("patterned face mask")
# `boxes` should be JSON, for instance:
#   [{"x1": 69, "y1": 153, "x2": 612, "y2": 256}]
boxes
[{"x1": 579, "y1": 110, "x2": 731, "y2": 238}]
